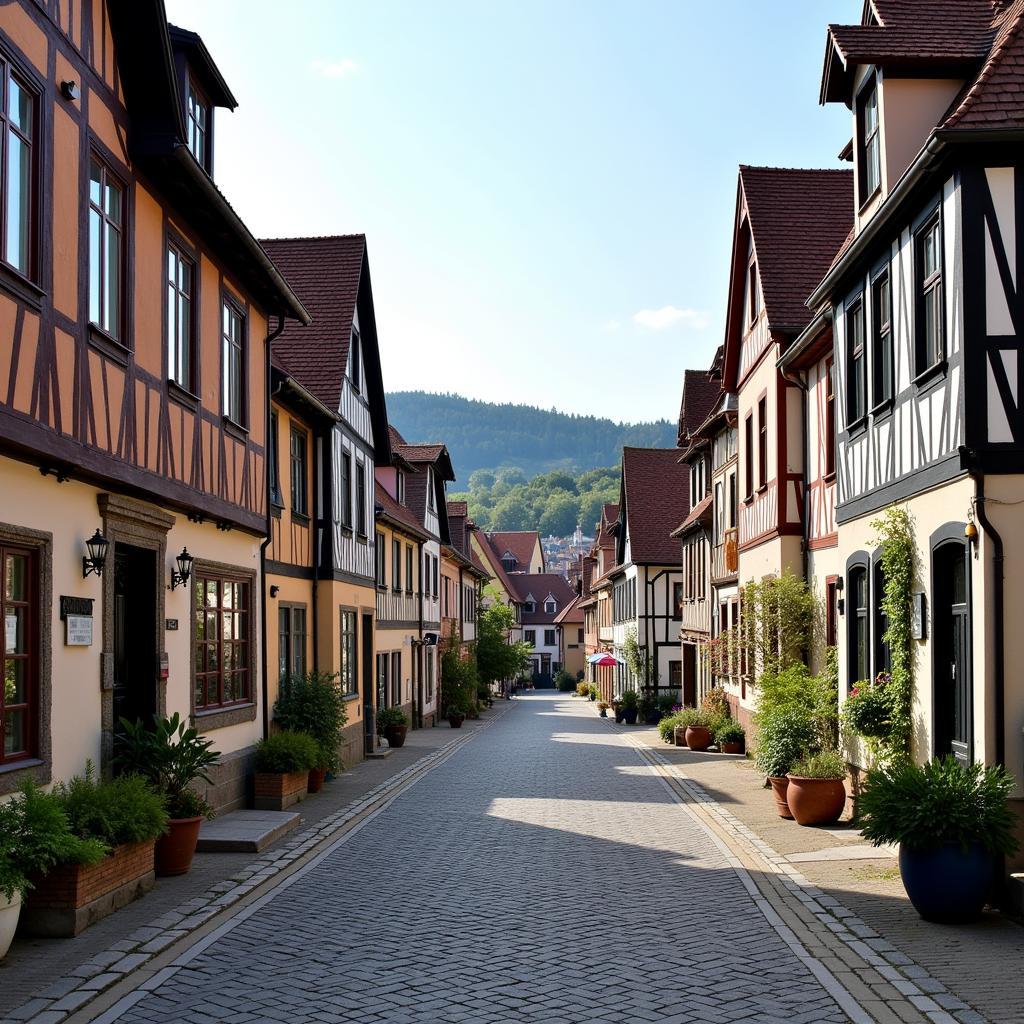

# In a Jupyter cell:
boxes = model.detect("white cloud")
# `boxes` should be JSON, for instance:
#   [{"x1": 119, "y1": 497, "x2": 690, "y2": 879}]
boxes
[
  {"x1": 632, "y1": 305, "x2": 710, "y2": 331},
  {"x1": 311, "y1": 58, "x2": 361, "y2": 79}
]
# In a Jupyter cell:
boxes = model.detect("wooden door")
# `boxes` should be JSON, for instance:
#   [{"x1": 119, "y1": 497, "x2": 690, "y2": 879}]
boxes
[{"x1": 112, "y1": 545, "x2": 157, "y2": 759}]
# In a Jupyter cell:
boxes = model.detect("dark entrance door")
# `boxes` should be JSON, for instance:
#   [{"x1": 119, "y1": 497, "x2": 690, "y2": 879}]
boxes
[
  {"x1": 112, "y1": 544, "x2": 157, "y2": 742},
  {"x1": 362, "y1": 612, "x2": 375, "y2": 755},
  {"x1": 676, "y1": 652, "x2": 696, "y2": 706},
  {"x1": 934, "y1": 542, "x2": 971, "y2": 764}
]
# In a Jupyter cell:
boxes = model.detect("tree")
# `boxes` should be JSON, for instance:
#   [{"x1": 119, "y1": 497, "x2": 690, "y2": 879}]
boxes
[
  {"x1": 539, "y1": 492, "x2": 580, "y2": 537},
  {"x1": 476, "y1": 603, "x2": 531, "y2": 687},
  {"x1": 468, "y1": 469, "x2": 496, "y2": 491}
]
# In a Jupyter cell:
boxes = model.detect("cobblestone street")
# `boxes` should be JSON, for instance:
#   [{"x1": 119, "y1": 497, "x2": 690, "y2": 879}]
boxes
[{"x1": 44, "y1": 692, "x2": 970, "y2": 1024}]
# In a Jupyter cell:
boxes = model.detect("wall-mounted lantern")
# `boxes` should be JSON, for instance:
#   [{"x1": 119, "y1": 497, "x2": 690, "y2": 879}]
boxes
[
  {"x1": 269, "y1": 585, "x2": 280, "y2": 598},
  {"x1": 169, "y1": 548, "x2": 194, "y2": 591},
  {"x1": 82, "y1": 530, "x2": 109, "y2": 578}
]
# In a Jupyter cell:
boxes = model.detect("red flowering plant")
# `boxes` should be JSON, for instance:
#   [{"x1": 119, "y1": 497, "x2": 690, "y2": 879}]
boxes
[{"x1": 843, "y1": 671, "x2": 893, "y2": 741}]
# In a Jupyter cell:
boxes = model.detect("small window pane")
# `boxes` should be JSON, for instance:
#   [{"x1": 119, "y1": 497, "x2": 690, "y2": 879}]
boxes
[
  {"x1": 4, "y1": 709, "x2": 25, "y2": 755},
  {"x1": 4, "y1": 554, "x2": 26, "y2": 601},
  {"x1": 6, "y1": 131, "x2": 30, "y2": 271},
  {"x1": 4, "y1": 659, "x2": 25, "y2": 704}
]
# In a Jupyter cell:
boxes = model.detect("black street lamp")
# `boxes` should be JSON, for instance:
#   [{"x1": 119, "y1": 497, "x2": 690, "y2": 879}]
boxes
[
  {"x1": 82, "y1": 529, "x2": 109, "y2": 578},
  {"x1": 170, "y1": 547, "x2": 194, "y2": 591}
]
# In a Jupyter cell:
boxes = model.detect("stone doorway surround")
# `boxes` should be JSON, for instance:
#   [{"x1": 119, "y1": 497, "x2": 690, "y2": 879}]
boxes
[{"x1": 97, "y1": 493, "x2": 173, "y2": 774}]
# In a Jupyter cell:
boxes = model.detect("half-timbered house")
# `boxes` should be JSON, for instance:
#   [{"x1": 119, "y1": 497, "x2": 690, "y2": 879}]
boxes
[
  {"x1": 812, "y1": 1, "x2": 1024, "y2": 809},
  {"x1": 0, "y1": 1, "x2": 309, "y2": 808},
  {"x1": 261, "y1": 234, "x2": 391, "y2": 764},
  {"x1": 511, "y1": 572, "x2": 576, "y2": 684},
  {"x1": 445, "y1": 500, "x2": 490, "y2": 652}
]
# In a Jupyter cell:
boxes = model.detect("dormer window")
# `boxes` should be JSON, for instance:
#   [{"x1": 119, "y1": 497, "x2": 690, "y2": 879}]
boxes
[
  {"x1": 186, "y1": 77, "x2": 210, "y2": 170},
  {"x1": 349, "y1": 327, "x2": 361, "y2": 392},
  {"x1": 502, "y1": 553, "x2": 516, "y2": 572},
  {"x1": 857, "y1": 77, "x2": 880, "y2": 203},
  {"x1": 544, "y1": 598, "x2": 556, "y2": 614},
  {"x1": 525, "y1": 601, "x2": 535, "y2": 614},
  {"x1": 396, "y1": 469, "x2": 405, "y2": 505}
]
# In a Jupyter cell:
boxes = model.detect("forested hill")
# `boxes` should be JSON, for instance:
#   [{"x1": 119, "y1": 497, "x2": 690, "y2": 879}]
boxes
[{"x1": 386, "y1": 391, "x2": 675, "y2": 481}]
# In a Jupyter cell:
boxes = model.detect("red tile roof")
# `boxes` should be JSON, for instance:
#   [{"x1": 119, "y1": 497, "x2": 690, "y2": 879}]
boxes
[
  {"x1": 487, "y1": 531, "x2": 543, "y2": 573},
  {"x1": 471, "y1": 531, "x2": 520, "y2": 599},
  {"x1": 511, "y1": 573, "x2": 578, "y2": 625},
  {"x1": 375, "y1": 482, "x2": 428, "y2": 541},
  {"x1": 260, "y1": 235, "x2": 365, "y2": 409},
  {"x1": 677, "y1": 369, "x2": 721, "y2": 446},
  {"x1": 620, "y1": 447, "x2": 689, "y2": 565},
  {"x1": 671, "y1": 493, "x2": 713, "y2": 538},
  {"x1": 740, "y1": 166, "x2": 854, "y2": 333},
  {"x1": 553, "y1": 595, "x2": 584, "y2": 626}
]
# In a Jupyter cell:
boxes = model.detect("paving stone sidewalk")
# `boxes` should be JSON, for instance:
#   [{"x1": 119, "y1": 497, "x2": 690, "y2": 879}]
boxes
[{"x1": 0, "y1": 708, "x2": 506, "y2": 1023}]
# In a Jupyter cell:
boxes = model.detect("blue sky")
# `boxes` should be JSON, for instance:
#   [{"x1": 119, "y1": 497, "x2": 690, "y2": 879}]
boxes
[{"x1": 166, "y1": 0, "x2": 860, "y2": 423}]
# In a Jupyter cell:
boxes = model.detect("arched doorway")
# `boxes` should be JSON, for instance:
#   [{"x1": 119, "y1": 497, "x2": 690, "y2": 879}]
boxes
[{"x1": 932, "y1": 535, "x2": 971, "y2": 765}]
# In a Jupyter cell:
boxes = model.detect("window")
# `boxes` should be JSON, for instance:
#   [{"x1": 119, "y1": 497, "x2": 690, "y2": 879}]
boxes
[
  {"x1": 673, "y1": 581, "x2": 683, "y2": 618},
  {"x1": 433, "y1": 555, "x2": 439, "y2": 598},
  {"x1": 278, "y1": 605, "x2": 306, "y2": 681},
  {"x1": 745, "y1": 237, "x2": 760, "y2": 326},
  {"x1": 743, "y1": 415, "x2": 753, "y2": 499},
  {"x1": 340, "y1": 609, "x2": 357, "y2": 695},
  {"x1": 727, "y1": 472, "x2": 737, "y2": 529},
  {"x1": 341, "y1": 450, "x2": 352, "y2": 528},
  {"x1": 825, "y1": 359, "x2": 836, "y2": 478},
  {"x1": 1, "y1": 546, "x2": 36, "y2": 763},
  {"x1": 392, "y1": 652, "x2": 402, "y2": 707},
  {"x1": 186, "y1": 78, "x2": 210, "y2": 170},
  {"x1": 544, "y1": 629, "x2": 556, "y2": 647},
  {"x1": 871, "y1": 271, "x2": 893, "y2": 407},
  {"x1": 392, "y1": 539, "x2": 401, "y2": 591},
  {"x1": 847, "y1": 296, "x2": 866, "y2": 424},
  {"x1": 502, "y1": 555, "x2": 516, "y2": 572},
  {"x1": 757, "y1": 397, "x2": 767, "y2": 489},
  {"x1": 349, "y1": 328, "x2": 361, "y2": 392},
  {"x1": 290, "y1": 428, "x2": 307, "y2": 517},
  {"x1": 269, "y1": 412, "x2": 282, "y2": 507},
  {"x1": 874, "y1": 560, "x2": 891, "y2": 675},
  {"x1": 222, "y1": 299, "x2": 245, "y2": 424},
  {"x1": 425, "y1": 649, "x2": 434, "y2": 701},
  {"x1": 544, "y1": 599, "x2": 556, "y2": 614},
  {"x1": 858, "y1": 79, "x2": 880, "y2": 202},
  {"x1": 825, "y1": 577, "x2": 838, "y2": 648},
  {"x1": 356, "y1": 462, "x2": 367, "y2": 535},
  {"x1": 916, "y1": 215, "x2": 944, "y2": 373},
  {"x1": 194, "y1": 573, "x2": 251, "y2": 711},
  {"x1": 396, "y1": 470, "x2": 405, "y2": 505},
  {"x1": 375, "y1": 532, "x2": 386, "y2": 587},
  {"x1": 525, "y1": 629, "x2": 536, "y2": 645},
  {"x1": 849, "y1": 566, "x2": 869, "y2": 685},
  {"x1": 167, "y1": 242, "x2": 196, "y2": 390},
  {"x1": 1, "y1": 61, "x2": 35, "y2": 277},
  {"x1": 88, "y1": 157, "x2": 124, "y2": 339},
  {"x1": 405, "y1": 544, "x2": 414, "y2": 592}
]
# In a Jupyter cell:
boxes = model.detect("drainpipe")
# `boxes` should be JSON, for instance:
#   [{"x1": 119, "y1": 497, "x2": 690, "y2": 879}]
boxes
[
  {"x1": 260, "y1": 315, "x2": 287, "y2": 742},
  {"x1": 965, "y1": 454, "x2": 1005, "y2": 768}
]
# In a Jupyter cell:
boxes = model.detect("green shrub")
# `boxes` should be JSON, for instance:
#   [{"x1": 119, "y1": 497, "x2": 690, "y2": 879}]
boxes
[
  {"x1": 658, "y1": 711, "x2": 687, "y2": 743},
  {"x1": 56, "y1": 765, "x2": 167, "y2": 846},
  {"x1": 790, "y1": 749, "x2": 846, "y2": 780},
  {"x1": 701, "y1": 686, "x2": 731, "y2": 719},
  {"x1": 715, "y1": 719, "x2": 745, "y2": 744},
  {"x1": 842, "y1": 675, "x2": 892, "y2": 739},
  {"x1": 274, "y1": 671, "x2": 349, "y2": 772},
  {"x1": 442, "y1": 649, "x2": 479, "y2": 717},
  {"x1": 657, "y1": 694, "x2": 677, "y2": 716},
  {"x1": 754, "y1": 705, "x2": 815, "y2": 778},
  {"x1": 376, "y1": 707, "x2": 408, "y2": 733},
  {"x1": 587, "y1": 683, "x2": 599, "y2": 701},
  {"x1": 859, "y1": 756, "x2": 1019, "y2": 855},
  {"x1": 555, "y1": 670, "x2": 577, "y2": 692},
  {"x1": 255, "y1": 731, "x2": 321, "y2": 774},
  {"x1": 756, "y1": 662, "x2": 838, "y2": 753},
  {"x1": 620, "y1": 689, "x2": 639, "y2": 710},
  {"x1": 575, "y1": 681, "x2": 590, "y2": 697},
  {"x1": 0, "y1": 782, "x2": 106, "y2": 900}
]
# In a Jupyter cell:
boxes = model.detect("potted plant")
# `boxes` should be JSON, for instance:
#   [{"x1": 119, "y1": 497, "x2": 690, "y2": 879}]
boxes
[
  {"x1": 118, "y1": 713, "x2": 219, "y2": 876},
  {"x1": 859, "y1": 756, "x2": 1018, "y2": 923},
  {"x1": 611, "y1": 698, "x2": 625, "y2": 724},
  {"x1": 377, "y1": 706, "x2": 409, "y2": 748},
  {"x1": 24, "y1": 769, "x2": 166, "y2": 935},
  {"x1": 673, "y1": 708, "x2": 712, "y2": 752},
  {"x1": 587, "y1": 683, "x2": 599, "y2": 702},
  {"x1": 657, "y1": 710, "x2": 685, "y2": 744},
  {"x1": 0, "y1": 782, "x2": 106, "y2": 956},
  {"x1": 253, "y1": 731, "x2": 320, "y2": 811},
  {"x1": 597, "y1": 701, "x2": 610, "y2": 718},
  {"x1": 754, "y1": 706, "x2": 815, "y2": 819},
  {"x1": 715, "y1": 719, "x2": 745, "y2": 755},
  {"x1": 575, "y1": 681, "x2": 590, "y2": 698},
  {"x1": 787, "y1": 750, "x2": 848, "y2": 825},
  {"x1": 274, "y1": 671, "x2": 348, "y2": 791},
  {"x1": 447, "y1": 696, "x2": 468, "y2": 728},
  {"x1": 620, "y1": 689, "x2": 639, "y2": 725},
  {"x1": 639, "y1": 691, "x2": 660, "y2": 725}
]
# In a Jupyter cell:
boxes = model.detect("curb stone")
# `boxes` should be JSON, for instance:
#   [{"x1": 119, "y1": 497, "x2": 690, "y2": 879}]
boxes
[{"x1": 0, "y1": 706, "x2": 510, "y2": 1024}]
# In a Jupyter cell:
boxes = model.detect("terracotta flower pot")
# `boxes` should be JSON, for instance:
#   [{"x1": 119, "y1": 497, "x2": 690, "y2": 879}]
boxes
[
  {"x1": 768, "y1": 776, "x2": 794, "y2": 819},
  {"x1": 684, "y1": 726, "x2": 712, "y2": 752},
  {"x1": 448, "y1": 713, "x2": 465, "y2": 728},
  {"x1": 0, "y1": 891, "x2": 21, "y2": 960},
  {"x1": 385, "y1": 724, "x2": 408, "y2": 748},
  {"x1": 156, "y1": 817, "x2": 203, "y2": 877},
  {"x1": 307, "y1": 766, "x2": 327, "y2": 793},
  {"x1": 786, "y1": 776, "x2": 847, "y2": 826},
  {"x1": 254, "y1": 770, "x2": 309, "y2": 811},
  {"x1": 720, "y1": 741, "x2": 743, "y2": 755}
]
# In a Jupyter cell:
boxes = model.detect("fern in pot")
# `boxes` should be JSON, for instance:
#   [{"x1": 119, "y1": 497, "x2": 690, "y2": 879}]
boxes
[{"x1": 859, "y1": 756, "x2": 1018, "y2": 922}]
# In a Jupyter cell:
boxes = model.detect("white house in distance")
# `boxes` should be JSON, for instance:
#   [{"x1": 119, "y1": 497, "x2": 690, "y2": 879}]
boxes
[
  {"x1": 609, "y1": 448, "x2": 690, "y2": 700},
  {"x1": 512, "y1": 572, "x2": 576, "y2": 683}
]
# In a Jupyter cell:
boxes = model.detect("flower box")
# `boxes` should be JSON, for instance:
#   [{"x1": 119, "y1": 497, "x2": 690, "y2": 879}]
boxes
[
  {"x1": 22, "y1": 839, "x2": 156, "y2": 937},
  {"x1": 254, "y1": 770, "x2": 308, "y2": 811}
]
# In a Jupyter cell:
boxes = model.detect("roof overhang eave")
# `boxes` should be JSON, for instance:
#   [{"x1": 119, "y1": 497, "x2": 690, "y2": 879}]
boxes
[{"x1": 779, "y1": 308, "x2": 833, "y2": 372}]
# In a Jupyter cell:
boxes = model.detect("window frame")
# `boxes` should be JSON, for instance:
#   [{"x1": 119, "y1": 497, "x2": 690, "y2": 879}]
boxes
[
  {"x1": 757, "y1": 395, "x2": 767, "y2": 490},
  {"x1": 375, "y1": 531, "x2": 386, "y2": 588},
  {"x1": 825, "y1": 358, "x2": 836, "y2": 480},
  {"x1": 269, "y1": 410, "x2": 283, "y2": 509},
  {"x1": 88, "y1": 153, "x2": 127, "y2": 344},
  {"x1": 221, "y1": 294, "x2": 247, "y2": 427},
  {"x1": 857, "y1": 74, "x2": 881, "y2": 207},
  {"x1": 356, "y1": 460, "x2": 367, "y2": 537},
  {"x1": 340, "y1": 608, "x2": 358, "y2": 696},
  {"x1": 914, "y1": 211, "x2": 945, "y2": 381},
  {"x1": 847, "y1": 562, "x2": 870, "y2": 688},
  {"x1": 193, "y1": 569, "x2": 254, "y2": 714},
  {"x1": 392, "y1": 538, "x2": 402, "y2": 592},
  {"x1": 277, "y1": 603, "x2": 307, "y2": 682},
  {"x1": 846, "y1": 293, "x2": 867, "y2": 428},
  {"x1": 405, "y1": 544, "x2": 414, "y2": 593},
  {"x1": 186, "y1": 75, "x2": 211, "y2": 172},
  {"x1": 743, "y1": 414, "x2": 754, "y2": 500},
  {"x1": 289, "y1": 425, "x2": 308, "y2": 519},
  {"x1": 870, "y1": 268, "x2": 893, "y2": 412},
  {"x1": 340, "y1": 449, "x2": 353, "y2": 529},
  {"x1": 349, "y1": 327, "x2": 361, "y2": 392},
  {"x1": 0, "y1": 54, "x2": 39, "y2": 284},
  {"x1": 1, "y1": 544, "x2": 37, "y2": 765}
]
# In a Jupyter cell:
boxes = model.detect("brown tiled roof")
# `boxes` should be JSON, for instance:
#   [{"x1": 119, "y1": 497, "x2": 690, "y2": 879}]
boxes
[
  {"x1": 671, "y1": 493, "x2": 713, "y2": 538},
  {"x1": 740, "y1": 166, "x2": 853, "y2": 333},
  {"x1": 677, "y1": 369, "x2": 720, "y2": 446},
  {"x1": 620, "y1": 447, "x2": 689, "y2": 565},
  {"x1": 511, "y1": 573, "x2": 578, "y2": 625},
  {"x1": 488, "y1": 532, "x2": 543, "y2": 573},
  {"x1": 260, "y1": 235, "x2": 365, "y2": 409},
  {"x1": 471, "y1": 532, "x2": 520, "y2": 599},
  {"x1": 375, "y1": 482, "x2": 428, "y2": 541},
  {"x1": 553, "y1": 595, "x2": 584, "y2": 626},
  {"x1": 448, "y1": 500, "x2": 468, "y2": 517}
]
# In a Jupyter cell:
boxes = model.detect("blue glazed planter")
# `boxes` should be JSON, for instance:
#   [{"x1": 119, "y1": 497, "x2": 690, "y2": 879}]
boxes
[
  {"x1": 622, "y1": 708, "x2": 638, "y2": 724},
  {"x1": 898, "y1": 841, "x2": 993, "y2": 923}
]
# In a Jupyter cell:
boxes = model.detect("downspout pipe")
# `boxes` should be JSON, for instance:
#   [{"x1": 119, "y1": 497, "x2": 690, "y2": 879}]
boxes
[
  {"x1": 964, "y1": 453, "x2": 1005, "y2": 768},
  {"x1": 260, "y1": 314, "x2": 287, "y2": 742}
]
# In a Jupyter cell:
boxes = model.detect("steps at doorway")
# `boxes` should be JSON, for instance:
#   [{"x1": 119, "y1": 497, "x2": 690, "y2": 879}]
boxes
[{"x1": 197, "y1": 810, "x2": 301, "y2": 853}]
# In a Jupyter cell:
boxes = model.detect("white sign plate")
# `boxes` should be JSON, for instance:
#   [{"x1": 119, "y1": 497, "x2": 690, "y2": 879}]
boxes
[{"x1": 66, "y1": 615, "x2": 93, "y2": 646}]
